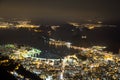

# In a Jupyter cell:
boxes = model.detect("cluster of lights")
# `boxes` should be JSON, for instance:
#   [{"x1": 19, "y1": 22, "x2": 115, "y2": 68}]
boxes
[
  {"x1": 68, "y1": 21, "x2": 116, "y2": 30},
  {"x1": 0, "y1": 44, "x2": 41, "y2": 60},
  {"x1": 0, "y1": 22, "x2": 13, "y2": 29},
  {"x1": 68, "y1": 22, "x2": 80, "y2": 27},
  {"x1": 0, "y1": 21, "x2": 39, "y2": 29},
  {"x1": 49, "y1": 38, "x2": 72, "y2": 48},
  {"x1": 49, "y1": 39, "x2": 106, "y2": 51},
  {"x1": 16, "y1": 21, "x2": 39, "y2": 28},
  {"x1": 51, "y1": 25, "x2": 60, "y2": 31},
  {"x1": 0, "y1": 43, "x2": 120, "y2": 80},
  {"x1": 68, "y1": 22, "x2": 102, "y2": 30}
]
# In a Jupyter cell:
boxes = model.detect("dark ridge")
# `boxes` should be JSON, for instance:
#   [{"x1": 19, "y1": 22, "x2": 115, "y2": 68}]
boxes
[
  {"x1": 0, "y1": 66, "x2": 17, "y2": 80},
  {"x1": 16, "y1": 65, "x2": 43, "y2": 80},
  {"x1": 0, "y1": 55, "x2": 43, "y2": 80}
]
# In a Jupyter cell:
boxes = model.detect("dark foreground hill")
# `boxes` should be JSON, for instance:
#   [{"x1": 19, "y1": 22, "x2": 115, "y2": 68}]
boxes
[{"x1": 0, "y1": 54, "x2": 43, "y2": 80}]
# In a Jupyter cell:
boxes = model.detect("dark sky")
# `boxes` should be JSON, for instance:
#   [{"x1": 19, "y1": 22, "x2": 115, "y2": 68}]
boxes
[{"x1": 0, "y1": 0, "x2": 120, "y2": 22}]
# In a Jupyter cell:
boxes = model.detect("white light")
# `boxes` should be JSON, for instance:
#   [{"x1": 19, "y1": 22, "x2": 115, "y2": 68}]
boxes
[
  {"x1": 60, "y1": 72, "x2": 64, "y2": 80},
  {"x1": 46, "y1": 76, "x2": 52, "y2": 80},
  {"x1": 65, "y1": 42, "x2": 71, "y2": 48},
  {"x1": 82, "y1": 36, "x2": 87, "y2": 39}
]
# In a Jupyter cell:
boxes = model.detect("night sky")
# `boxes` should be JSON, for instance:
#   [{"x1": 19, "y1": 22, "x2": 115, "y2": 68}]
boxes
[{"x1": 0, "y1": 0, "x2": 120, "y2": 22}]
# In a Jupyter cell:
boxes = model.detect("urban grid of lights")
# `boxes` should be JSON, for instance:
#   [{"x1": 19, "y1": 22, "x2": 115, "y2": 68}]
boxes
[{"x1": 0, "y1": 42, "x2": 120, "y2": 80}]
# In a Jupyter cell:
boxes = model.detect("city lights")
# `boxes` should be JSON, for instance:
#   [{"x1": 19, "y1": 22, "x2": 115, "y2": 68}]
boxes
[
  {"x1": 0, "y1": 20, "x2": 39, "y2": 29},
  {"x1": 0, "y1": 43, "x2": 120, "y2": 80},
  {"x1": 0, "y1": 19, "x2": 119, "y2": 80}
]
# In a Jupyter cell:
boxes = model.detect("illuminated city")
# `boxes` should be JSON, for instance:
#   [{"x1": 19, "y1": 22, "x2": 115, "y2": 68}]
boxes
[
  {"x1": 0, "y1": 18, "x2": 120, "y2": 80},
  {"x1": 0, "y1": 0, "x2": 120, "y2": 80},
  {"x1": 0, "y1": 42, "x2": 120, "y2": 80}
]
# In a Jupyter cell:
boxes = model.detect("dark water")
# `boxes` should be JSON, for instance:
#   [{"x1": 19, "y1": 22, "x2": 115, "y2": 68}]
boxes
[{"x1": 0, "y1": 24, "x2": 120, "y2": 57}]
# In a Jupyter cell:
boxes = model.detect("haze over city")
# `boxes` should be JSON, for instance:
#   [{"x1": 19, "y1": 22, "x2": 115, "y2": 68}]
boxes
[{"x1": 0, "y1": 0, "x2": 120, "y2": 23}]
